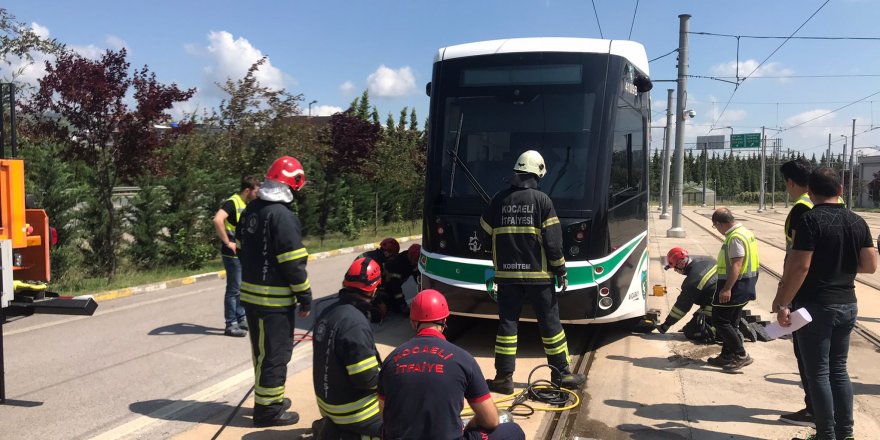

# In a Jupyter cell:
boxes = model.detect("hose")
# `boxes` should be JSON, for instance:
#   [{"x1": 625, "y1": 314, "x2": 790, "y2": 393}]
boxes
[{"x1": 461, "y1": 364, "x2": 581, "y2": 418}]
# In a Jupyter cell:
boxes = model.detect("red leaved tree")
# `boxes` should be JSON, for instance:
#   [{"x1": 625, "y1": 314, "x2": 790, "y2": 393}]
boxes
[{"x1": 26, "y1": 48, "x2": 194, "y2": 277}]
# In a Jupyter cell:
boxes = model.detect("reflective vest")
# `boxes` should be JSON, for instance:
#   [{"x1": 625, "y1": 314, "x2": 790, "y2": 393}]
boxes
[
  {"x1": 785, "y1": 193, "x2": 813, "y2": 250},
  {"x1": 224, "y1": 193, "x2": 246, "y2": 236},
  {"x1": 716, "y1": 224, "x2": 759, "y2": 305}
]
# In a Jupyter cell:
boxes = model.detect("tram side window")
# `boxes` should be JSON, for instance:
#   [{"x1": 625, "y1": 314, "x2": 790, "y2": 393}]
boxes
[{"x1": 609, "y1": 104, "x2": 644, "y2": 207}]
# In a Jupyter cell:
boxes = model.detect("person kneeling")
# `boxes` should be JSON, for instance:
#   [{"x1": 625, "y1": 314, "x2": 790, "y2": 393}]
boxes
[{"x1": 311, "y1": 257, "x2": 384, "y2": 439}]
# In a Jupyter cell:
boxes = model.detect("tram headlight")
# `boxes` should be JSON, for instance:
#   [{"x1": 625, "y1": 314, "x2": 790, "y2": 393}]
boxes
[
  {"x1": 569, "y1": 246, "x2": 580, "y2": 256},
  {"x1": 439, "y1": 240, "x2": 447, "y2": 249},
  {"x1": 12, "y1": 251, "x2": 23, "y2": 267},
  {"x1": 598, "y1": 296, "x2": 614, "y2": 310}
]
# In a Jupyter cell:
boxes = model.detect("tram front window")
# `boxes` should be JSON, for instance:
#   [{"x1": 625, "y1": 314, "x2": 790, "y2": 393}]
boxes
[{"x1": 439, "y1": 92, "x2": 597, "y2": 206}]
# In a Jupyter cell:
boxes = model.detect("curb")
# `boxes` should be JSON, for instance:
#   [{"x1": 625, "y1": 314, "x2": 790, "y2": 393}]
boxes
[{"x1": 90, "y1": 234, "x2": 423, "y2": 303}]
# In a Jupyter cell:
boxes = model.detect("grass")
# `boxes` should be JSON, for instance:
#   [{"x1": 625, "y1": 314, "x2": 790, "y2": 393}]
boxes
[
  {"x1": 52, "y1": 220, "x2": 423, "y2": 296},
  {"x1": 302, "y1": 220, "x2": 422, "y2": 254}
]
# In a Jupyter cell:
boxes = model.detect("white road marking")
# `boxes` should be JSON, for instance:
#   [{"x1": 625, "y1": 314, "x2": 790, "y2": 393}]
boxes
[{"x1": 92, "y1": 344, "x2": 314, "y2": 440}]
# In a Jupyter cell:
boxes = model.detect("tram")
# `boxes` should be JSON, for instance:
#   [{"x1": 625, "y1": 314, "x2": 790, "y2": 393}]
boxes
[{"x1": 419, "y1": 38, "x2": 653, "y2": 323}]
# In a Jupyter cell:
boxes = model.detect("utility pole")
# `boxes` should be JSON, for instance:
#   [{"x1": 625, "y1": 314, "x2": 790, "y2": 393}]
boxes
[
  {"x1": 826, "y1": 133, "x2": 832, "y2": 167},
  {"x1": 849, "y1": 118, "x2": 856, "y2": 208},
  {"x1": 770, "y1": 139, "x2": 778, "y2": 209},
  {"x1": 758, "y1": 126, "x2": 766, "y2": 212},
  {"x1": 668, "y1": 14, "x2": 690, "y2": 238},
  {"x1": 702, "y1": 140, "x2": 708, "y2": 207},
  {"x1": 660, "y1": 88, "x2": 674, "y2": 219}
]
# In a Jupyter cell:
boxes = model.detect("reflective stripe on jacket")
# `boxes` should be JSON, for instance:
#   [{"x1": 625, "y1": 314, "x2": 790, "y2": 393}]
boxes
[{"x1": 480, "y1": 177, "x2": 566, "y2": 284}]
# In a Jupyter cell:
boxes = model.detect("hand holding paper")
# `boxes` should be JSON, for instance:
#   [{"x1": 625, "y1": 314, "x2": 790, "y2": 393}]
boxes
[{"x1": 765, "y1": 307, "x2": 813, "y2": 340}]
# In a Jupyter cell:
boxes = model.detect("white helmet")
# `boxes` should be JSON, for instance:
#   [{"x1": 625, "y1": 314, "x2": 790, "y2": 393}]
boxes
[{"x1": 513, "y1": 150, "x2": 547, "y2": 179}]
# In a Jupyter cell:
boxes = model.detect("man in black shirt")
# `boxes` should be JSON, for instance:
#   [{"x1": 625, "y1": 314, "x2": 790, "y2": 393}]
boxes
[
  {"x1": 777, "y1": 158, "x2": 816, "y2": 427},
  {"x1": 773, "y1": 167, "x2": 877, "y2": 440}
]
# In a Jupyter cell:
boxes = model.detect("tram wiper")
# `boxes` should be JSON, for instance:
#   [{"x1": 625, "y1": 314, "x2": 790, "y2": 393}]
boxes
[
  {"x1": 447, "y1": 113, "x2": 491, "y2": 204},
  {"x1": 548, "y1": 146, "x2": 571, "y2": 196}
]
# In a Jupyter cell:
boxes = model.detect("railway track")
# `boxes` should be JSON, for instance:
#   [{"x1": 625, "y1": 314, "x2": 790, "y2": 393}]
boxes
[{"x1": 685, "y1": 210, "x2": 880, "y2": 352}]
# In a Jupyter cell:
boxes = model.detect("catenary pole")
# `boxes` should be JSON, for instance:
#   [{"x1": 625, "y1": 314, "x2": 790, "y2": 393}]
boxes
[
  {"x1": 668, "y1": 14, "x2": 690, "y2": 238},
  {"x1": 660, "y1": 89, "x2": 673, "y2": 219},
  {"x1": 849, "y1": 118, "x2": 856, "y2": 208},
  {"x1": 758, "y1": 126, "x2": 766, "y2": 212}
]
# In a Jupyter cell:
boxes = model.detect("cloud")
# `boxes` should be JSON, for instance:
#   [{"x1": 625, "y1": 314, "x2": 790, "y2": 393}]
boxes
[
  {"x1": 31, "y1": 22, "x2": 50, "y2": 39},
  {"x1": 309, "y1": 105, "x2": 343, "y2": 117},
  {"x1": 367, "y1": 65, "x2": 416, "y2": 98},
  {"x1": 710, "y1": 59, "x2": 795, "y2": 83},
  {"x1": 339, "y1": 80, "x2": 356, "y2": 96},
  {"x1": 201, "y1": 30, "x2": 286, "y2": 92},
  {"x1": 105, "y1": 35, "x2": 129, "y2": 51}
]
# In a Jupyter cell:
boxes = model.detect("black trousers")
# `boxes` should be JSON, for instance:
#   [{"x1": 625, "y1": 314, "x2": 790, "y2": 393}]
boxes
[
  {"x1": 792, "y1": 330, "x2": 814, "y2": 413},
  {"x1": 495, "y1": 283, "x2": 569, "y2": 375},
  {"x1": 318, "y1": 415, "x2": 382, "y2": 440},
  {"x1": 244, "y1": 303, "x2": 296, "y2": 421},
  {"x1": 712, "y1": 304, "x2": 747, "y2": 358}
]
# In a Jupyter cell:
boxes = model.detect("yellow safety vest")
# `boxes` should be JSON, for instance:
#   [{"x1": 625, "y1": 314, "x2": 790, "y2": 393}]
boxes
[
  {"x1": 785, "y1": 193, "x2": 845, "y2": 250},
  {"x1": 716, "y1": 224, "x2": 759, "y2": 306},
  {"x1": 224, "y1": 193, "x2": 246, "y2": 236}
]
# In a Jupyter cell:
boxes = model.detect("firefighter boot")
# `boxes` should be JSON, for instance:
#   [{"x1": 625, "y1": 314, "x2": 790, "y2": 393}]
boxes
[
  {"x1": 552, "y1": 370, "x2": 586, "y2": 390},
  {"x1": 486, "y1": 372, "x2": 514, "y2": 395}
]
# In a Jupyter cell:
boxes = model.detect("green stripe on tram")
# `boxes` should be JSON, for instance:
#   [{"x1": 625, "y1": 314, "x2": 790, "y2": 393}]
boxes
[{"x1": 420, "y1": 231, "x2": 646, "y2": 288}]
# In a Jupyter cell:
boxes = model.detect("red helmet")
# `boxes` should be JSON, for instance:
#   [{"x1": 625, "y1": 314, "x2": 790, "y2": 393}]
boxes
[
  {"x1": 410, "y1": 289, "x2": 449, "y2": 322},
  {"x1": 343, "y1": 257, "x2": 383, "y2": 293},
  {"x1": 665, "y1": 247, "x2": 689, "y2": 271},
  {"x1": 407, "y1": 244, "x2": 421, "y2": 265},
  {"x1": 380, "y1": 238, "x2": 400, "y2": 254},
  {"x1": 265, "y1": 156, "x2": 306, "y2": 191}
]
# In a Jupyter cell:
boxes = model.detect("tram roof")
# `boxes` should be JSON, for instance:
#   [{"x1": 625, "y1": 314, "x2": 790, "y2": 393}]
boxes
[{"x1": 435, "y1": 37, "x2": 649, "y2": 75}]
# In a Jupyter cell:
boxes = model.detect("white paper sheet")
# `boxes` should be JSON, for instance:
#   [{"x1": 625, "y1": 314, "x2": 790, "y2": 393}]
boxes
[{"x1": 764, "y1": 307, "x2": 813, "y2": 339}]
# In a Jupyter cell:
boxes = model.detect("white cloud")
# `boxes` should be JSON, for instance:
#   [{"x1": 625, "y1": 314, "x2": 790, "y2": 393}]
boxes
[
  {"x1": 105, "y1": 35, "x2": 129, "y2": 51},
  {"x1": 309, "y1": 105, "x2": 343, "y2": 117},
  {"x1": 69, "y1": 44, "x2": 105, "y2": 60},
  {"x1": 366, "y1": 65, "x2": 416, "y2": 98},
  {"x1": 31, "y1": 22, "x2": 50, "y2": 39},
  {"x1": 202, "y1": 30, "x2": 286, "y2": 92},
  {"x1": 711, "y1": 59, "x2": 795, "y2": 83},
  {"x1": 339, "y1": 80, "x2": 356, "y2": 96}
]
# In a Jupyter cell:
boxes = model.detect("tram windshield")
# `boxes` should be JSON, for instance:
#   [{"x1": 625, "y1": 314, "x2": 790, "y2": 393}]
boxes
[{"x1": 435, "y1": 60, "x2": 606, "y2": 209}]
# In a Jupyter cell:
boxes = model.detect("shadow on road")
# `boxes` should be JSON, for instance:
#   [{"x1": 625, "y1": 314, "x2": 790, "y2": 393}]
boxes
[
  {"x1": 148, "y1": 323, "x2": 226, "y2": 336},
  {"x1": 605, "y1": 399, "x2": 787, "y2": 426},
  {"x1": 0, "y1": 398, "x2": 43, "y2": 407},
  {"x1": 765, "y1": 372, "x2": 880, "y2": 396},
  {"x1": 617, "y1": 422, "x2": 768, "y2": 440}
]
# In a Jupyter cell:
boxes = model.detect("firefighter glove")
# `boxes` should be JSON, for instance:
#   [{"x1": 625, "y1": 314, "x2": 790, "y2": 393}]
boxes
[
  {"x1": 555, "y1": 274, "x2": 568, "y2": 293},
  {"x1": 656, "y1": 323, "x2": 670, "y2": 334},
  {"x1": 296, "y1": 290, "x2": 312, "y2": 313}
]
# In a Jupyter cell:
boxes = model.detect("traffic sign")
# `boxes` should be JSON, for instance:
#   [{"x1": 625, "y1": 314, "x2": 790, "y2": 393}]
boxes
[{"x1": 730, "y1": 133, "x2": 761, "y2": 149}]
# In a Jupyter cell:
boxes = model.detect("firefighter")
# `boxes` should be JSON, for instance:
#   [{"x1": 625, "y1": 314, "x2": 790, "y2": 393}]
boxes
[
  {"x1": 212, "y1": 176, "x2": 260, "y2": 337},
  {"x1": 480, "y1": 150, "x2": 585, "y2": 395},
  {"x1": 656, "y1": 248, "x2": 718, "y2": 338},
  {"x1": 360, "y1": 237, "x2": 400, "y2": 267},
  {"x1": 236, "y1": 155, "x2": 311, "y2": 427},
  {"x1": 311, "y1": 257, "x2": 383, "y2": 440},
  {"x1": 375, "y1": 243, "x2": 421, "y2": 315},
  {"x1": 378, "y1": 289, "x2": 525, "y2": 440}
]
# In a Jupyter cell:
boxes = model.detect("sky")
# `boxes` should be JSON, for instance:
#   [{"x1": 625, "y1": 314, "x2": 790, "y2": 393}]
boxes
[{"x1": 3, "y1": 0, "x2": 879, "y2": 158}]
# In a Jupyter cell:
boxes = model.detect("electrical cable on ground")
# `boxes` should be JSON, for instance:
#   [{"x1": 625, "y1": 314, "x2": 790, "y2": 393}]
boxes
[{"x1": 460, "y1": 365, "x2": 580, "y2": 419}]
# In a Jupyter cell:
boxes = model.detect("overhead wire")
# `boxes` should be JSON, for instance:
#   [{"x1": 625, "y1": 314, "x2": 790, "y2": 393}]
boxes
[
  {"x1": 649, "y1": 48, "x2": 678, "y2": 63},
  {"x1": 780, "y1": 89, "x2": 880, "y2": 133},
  {"x1": 628, "y1": 0, "x2": 640, "y2": 40},
  {"x1": 706, "y1": 0, "x2": 830, "y2": 135},
  {"x1": 591, "y1": 0, "x2": 603, "y2": 39},
  {"x1": 689, "y1": 32, "x2": 880, "y2": 41}
]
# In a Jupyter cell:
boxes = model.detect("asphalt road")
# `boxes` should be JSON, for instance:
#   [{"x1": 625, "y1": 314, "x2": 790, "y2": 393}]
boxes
[{"x1": 0, "y1": 249, "x2": 384, "y2": 440}]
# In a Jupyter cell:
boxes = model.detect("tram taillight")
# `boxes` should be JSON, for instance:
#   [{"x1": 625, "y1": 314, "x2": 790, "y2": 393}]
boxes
[{"x1": 574, "y1": 230, "x2": 586, "y2": 242}]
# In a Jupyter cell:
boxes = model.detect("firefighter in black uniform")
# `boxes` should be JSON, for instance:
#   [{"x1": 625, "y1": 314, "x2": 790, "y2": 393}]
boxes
[
  {"x1": 375, "y1": 243, "x2": 421, "y2": 315},
  {"x1": 656, "y1": 247, "x2": 718, "y2": 335},
  {"x1": 480, "y1": 150, "x2": 586, "y2": 395},
  {"x1": 360, "y1": 237, "x2": 400, "y2": 267},
  {"x1": 378, "y1": 289, "x2": 525, "y2": 440},
  {"x1": 312, "y1": 257, "x2": 383, "y2": 439},
  {"x1": 237, "y1": 155, "x2": 312, "y2": 427}
]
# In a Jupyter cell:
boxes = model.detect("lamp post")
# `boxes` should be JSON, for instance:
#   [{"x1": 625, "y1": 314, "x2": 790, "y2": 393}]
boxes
[
  {"x1": 840, "y1": 134, "x2": 848, "y2": 186},
  {"x1": 308, "y1": 100, "x2": 318, "y2": 117}
]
